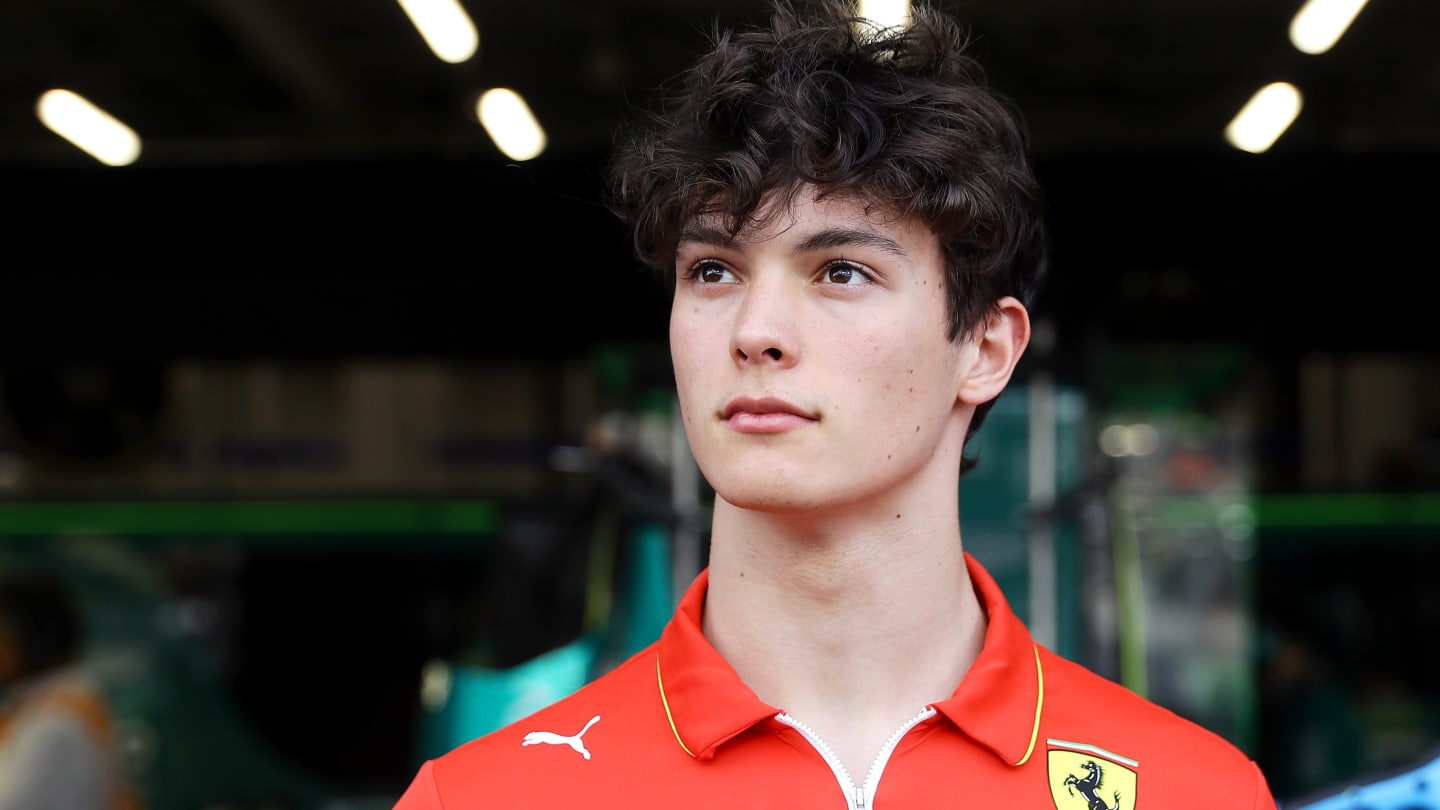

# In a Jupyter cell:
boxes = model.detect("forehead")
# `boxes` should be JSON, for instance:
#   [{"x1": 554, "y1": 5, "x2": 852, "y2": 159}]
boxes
[{"x1": 683, "y1": 188, "x2": 935, "y2": 252}]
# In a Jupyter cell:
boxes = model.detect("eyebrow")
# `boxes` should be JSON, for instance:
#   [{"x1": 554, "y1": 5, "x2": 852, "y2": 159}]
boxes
[
  {"x1": 677, "y1": 225, "x2": 909, "y2": 257},
  {"x1": 793, "y1": 226, "x2": 908, "y2": 257}
]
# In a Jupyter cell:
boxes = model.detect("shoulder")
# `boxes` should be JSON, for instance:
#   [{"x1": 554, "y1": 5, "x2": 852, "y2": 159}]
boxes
[{"x1": 1038, "y1": 649, "x2": 1276, "y2": 806}]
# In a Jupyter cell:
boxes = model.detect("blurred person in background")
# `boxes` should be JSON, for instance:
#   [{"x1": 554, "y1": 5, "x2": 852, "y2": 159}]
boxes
[
  {"x1": 0, "y1": 568, "x2": 138, "y2": 810},
  {"x1": 395, "y1": 0, "x2": 1280, "y2": 806}
]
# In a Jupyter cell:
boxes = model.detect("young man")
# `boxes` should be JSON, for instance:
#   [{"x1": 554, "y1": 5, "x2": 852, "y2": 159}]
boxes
[{"x1": 395, "y1": 1, "x2": 1280, "y2": 806}]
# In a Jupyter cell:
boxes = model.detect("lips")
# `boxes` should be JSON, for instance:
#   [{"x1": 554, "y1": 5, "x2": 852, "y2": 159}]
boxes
[
  {"x1": 720, "y1": 397, "x2": 817, "y2": 434},
  {"x1": 721, "y1": 396, "x2": 813, "y2": 420}
]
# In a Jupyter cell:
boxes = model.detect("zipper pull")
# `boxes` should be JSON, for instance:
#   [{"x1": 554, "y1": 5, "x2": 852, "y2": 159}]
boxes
[{"x1": 855, "y1": 785, "x2": 866, "y2": 808}]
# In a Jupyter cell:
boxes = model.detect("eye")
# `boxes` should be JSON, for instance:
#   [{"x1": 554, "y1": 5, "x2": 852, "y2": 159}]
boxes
[
  {"x1": 820, "y1": 261, "x2": 871, "y2": 285},
  {"x1": 690, "y1": 260, "x2": 738, "y2": 284}
]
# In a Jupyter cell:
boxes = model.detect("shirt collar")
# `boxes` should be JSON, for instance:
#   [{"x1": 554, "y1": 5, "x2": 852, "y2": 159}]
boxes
[
  {"x1": 654, "y1": 554, "x2": 1044, "y2": 766},
  {"x1": 655, "y1": 568, "x2": 779, "y2": 760},
  {"x1": 932, "y1": 553, "x2": 1045, "y2": 768}
]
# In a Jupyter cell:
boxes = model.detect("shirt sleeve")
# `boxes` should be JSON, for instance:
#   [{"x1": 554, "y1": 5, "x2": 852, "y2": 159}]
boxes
[{"x1": 393, "y1": 760, "x2": 446, "y2": 810}]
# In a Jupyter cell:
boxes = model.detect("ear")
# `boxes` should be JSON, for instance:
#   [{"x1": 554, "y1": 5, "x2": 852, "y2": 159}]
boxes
[{"x1": 957, "y1": 296, "x2": 1031, "y2": 406}]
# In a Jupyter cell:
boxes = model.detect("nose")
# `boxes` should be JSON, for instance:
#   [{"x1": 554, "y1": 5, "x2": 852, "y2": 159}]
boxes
[{"x1": 730, "y1": 276, "x2": 798, "y2": 367}]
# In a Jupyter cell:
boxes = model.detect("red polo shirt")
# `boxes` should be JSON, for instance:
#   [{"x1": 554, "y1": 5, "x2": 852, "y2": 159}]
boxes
[{"x1": 394, "y1": 554, "x2": 1277, "y2": 809}]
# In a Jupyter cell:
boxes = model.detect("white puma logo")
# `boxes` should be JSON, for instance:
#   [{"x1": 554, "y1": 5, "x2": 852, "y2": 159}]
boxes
[{"x1": 521, "y1": 715, "x2": 602, "y2": 760}]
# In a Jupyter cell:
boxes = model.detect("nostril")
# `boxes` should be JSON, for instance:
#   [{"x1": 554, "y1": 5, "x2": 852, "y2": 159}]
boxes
[{"x1": 763, "y1": 348, "x2": 782, "y2": 361}]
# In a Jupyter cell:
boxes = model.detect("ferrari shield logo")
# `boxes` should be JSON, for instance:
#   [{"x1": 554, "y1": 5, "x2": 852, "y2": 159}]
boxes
[{"x1": 1047, "y1": 741, "x2": 1138, "y2": 810}]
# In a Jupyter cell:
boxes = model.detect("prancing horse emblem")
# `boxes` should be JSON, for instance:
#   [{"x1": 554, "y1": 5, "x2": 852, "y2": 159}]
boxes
[
  {"x1": 521, "y1": 715, "x2": 602, "y2": 760},
  {"x1": 1047, "y1": 740, "x2": 1137, "y2": 810},
  {"x1": 1064, "y1": 761, "x2": 1122, "y2": 810}
]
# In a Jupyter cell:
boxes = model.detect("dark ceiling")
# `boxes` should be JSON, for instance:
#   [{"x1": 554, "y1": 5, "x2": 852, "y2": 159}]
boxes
[
  {"x1": 3, "y1": 0, "x2": 1438, "y2": 163},
  {"x1": 2, "y1": 0, "x2": 1438, "y2": 360}
]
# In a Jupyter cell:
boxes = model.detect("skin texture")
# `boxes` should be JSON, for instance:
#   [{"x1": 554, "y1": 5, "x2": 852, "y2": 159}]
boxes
[{"x1": 670, "y1": 186, "x2": 1031, "y2": 777}]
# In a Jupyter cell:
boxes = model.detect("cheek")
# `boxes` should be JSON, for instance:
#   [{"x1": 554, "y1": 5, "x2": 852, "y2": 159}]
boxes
[
  {"x1": 669, "y1": 298, "x2": 713, "y2": 354},
  {"x1": 848, "y1": 326, "x2": 957, "y2": 419},
  {"x1": 669, "y1": 316, "x2": 713, "y2": 412},
  {"x1": 848, "y1": 322, "x2": 934, "y2": 381}
]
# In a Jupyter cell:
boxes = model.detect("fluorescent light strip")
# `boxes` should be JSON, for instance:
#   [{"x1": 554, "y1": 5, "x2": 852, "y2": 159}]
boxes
[
  {"x1": 1225, "y1": 82, "x2": 1303, "y2": 154},
  {"x1": 1290, "y1": 0, "x2": 1369, "y2": 55},
  {"x1": 395, "y1": 0, "x2": 478, "y2": 63},
  {"x1": 35, "y1": 89, "x2": 142, "y2": 166},
  {"x1": 477, "y1": 88, "x2": 547, "y2": 161}
]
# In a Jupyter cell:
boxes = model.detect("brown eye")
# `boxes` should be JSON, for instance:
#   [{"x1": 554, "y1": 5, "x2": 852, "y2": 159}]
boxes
[
  {"x1": 822, "y1": 262, "x2": 868, "y2": 285},
  {"x1": 694, "y1": 262, "x2": 734, "y2": 283}
]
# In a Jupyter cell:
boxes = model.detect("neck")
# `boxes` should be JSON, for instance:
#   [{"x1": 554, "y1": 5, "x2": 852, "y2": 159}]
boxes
[{"x1": 700, "y1": 493, "x2": 986, "y2": 777}]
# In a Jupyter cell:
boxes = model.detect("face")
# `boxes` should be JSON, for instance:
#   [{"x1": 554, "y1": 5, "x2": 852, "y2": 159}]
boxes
[{"x1": 670, "y1": 188, "x2": 977, "y2": 515}]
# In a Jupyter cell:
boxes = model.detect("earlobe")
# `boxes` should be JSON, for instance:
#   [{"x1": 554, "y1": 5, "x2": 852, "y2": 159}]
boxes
[{"x1": 957, "y1": 296, "x2": 1031, "y2": 406}]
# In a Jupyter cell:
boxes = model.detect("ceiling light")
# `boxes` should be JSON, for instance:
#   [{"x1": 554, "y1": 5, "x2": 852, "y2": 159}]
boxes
[
  {"x1": 1289, "y1": 0, "x2": 1369, "y2": 55},
  {"x1": 857, "y1": 0, "x2": 910, "y2": 30},
  {"x1": 35, "y1": 89, "x2": 141, "y2": 166},
  {"x1": 477, "y1": 88, "x2": 546, "y2": 161},
  {"x1": 395, "y1": 0, "x2": 478, "y2": 63},
  {"x1": 1224, "y1": 82, "x2": 1303, "y2": 154}
]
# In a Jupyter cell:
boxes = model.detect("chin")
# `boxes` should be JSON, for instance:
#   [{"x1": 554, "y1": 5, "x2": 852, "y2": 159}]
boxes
[
  {"x1": 715, "y1": 488, "x2": 813, "y2": 513},
  {"x1": 709, "y1": 474, "x2": 856, "y2": 515}
]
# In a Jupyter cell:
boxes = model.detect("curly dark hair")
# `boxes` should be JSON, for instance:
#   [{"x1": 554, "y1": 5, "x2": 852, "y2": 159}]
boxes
[{"x1": 606, "y1": 0, "x2": 1050, "y2": 472}]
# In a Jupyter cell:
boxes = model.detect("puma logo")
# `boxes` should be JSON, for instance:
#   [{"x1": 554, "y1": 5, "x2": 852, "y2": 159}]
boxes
[{"x1": 521, "y1": 715, "x2": 602, "y2": 760}]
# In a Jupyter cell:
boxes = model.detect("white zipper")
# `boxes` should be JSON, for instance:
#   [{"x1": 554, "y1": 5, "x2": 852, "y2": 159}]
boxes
[{"x1": 776, "y1": 706, "x2": 937, "y2": 809}]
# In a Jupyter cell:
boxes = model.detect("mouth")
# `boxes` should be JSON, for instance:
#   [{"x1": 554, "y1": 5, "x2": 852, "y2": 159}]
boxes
[
  {"x1": 721, "y1": 396, "x2": 813, "y2": 419},
  {"x1": 720, "y1": 396, "x2": 817, "y2": 433}
]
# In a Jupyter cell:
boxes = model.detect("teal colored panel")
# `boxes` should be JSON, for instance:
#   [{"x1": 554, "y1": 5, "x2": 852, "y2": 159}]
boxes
[
  {"x1": 962, "y1": 383, "x2": 1087, "y2": 661},
  {"x1": 416, "y1": 636, "x2": 601, "y2": 761},
  {"x1": 618, "y1": 521, "x2": 673, "y2": 659},
  {"x1": 416, "y1": 520, "x2": 677, "y2": 761}
]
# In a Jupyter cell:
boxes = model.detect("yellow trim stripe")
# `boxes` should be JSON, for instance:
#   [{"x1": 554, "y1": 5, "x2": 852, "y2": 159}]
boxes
[
  {"x1": 656, "y1": 655, "x2": 696, "y2": 757},
  {"x1": 1014, "y1": 644, "x2": 1045, "y2": 766}
]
